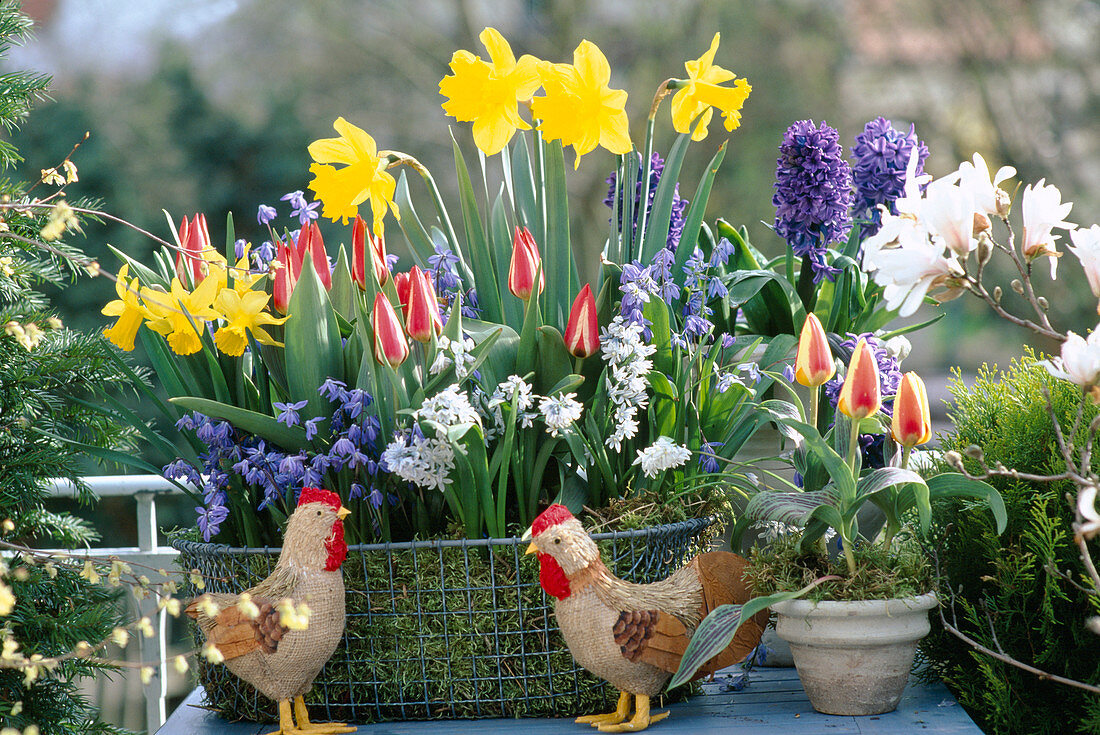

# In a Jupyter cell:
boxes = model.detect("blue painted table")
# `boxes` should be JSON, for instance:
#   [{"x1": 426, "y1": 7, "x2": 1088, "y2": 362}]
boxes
[{"x1": 157, "y1": 666, "x2": 983, "y2": 734}]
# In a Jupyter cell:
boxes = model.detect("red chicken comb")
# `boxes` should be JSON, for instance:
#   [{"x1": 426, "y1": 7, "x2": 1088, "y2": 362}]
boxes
[
  {"x1": 298, "y1": 487, "x2": 342, "y2": 511},
  {"x1": 531, "y1": 504, "x2": 575, "y2": 537}
]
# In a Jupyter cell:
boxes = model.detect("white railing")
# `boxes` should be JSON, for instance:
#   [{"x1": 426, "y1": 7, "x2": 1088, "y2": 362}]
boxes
[{"x1": 45, "y1": 475, "x2": 186, "y2": 733}]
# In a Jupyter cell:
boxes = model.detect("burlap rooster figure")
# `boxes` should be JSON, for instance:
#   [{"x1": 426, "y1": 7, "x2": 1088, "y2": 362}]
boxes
[
  {"x1": 186, "y1": 488, "x2": 353, "y2": 735},
  {"x1": 524, "y1": 505, "x2": 766, "y2": 732}
]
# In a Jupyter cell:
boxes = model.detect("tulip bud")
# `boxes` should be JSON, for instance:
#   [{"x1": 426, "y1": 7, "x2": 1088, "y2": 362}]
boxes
[
  {"x1": 273, "y1": 242, "x2": 297, "y2": 315},
  {"x1": 891, "y1": 372, "x2": 931, "y2": 448},
  {"x1": 405, "y1": 266, "x2": 443, "y2": 342},
  {"x1": 371, "y1": 293, "x2": 409, "y2": 367},
  {"x1": 508, "y1": 226, "x2": 544, "y2": 301},
  {"x1": 794, "y1": 313, "x2": 834, "y2": 387},
  {"x1": 837, "y1": 338, "x2": 881, "y2": 420},
  {"x1": 175, "y1": 214, "x2": 209, "y2": 286},
  {"x1": 299, "y1": 222, "x2": 331, "y2": 290},
  {"x1": 352, "y1": 215, "x2": 389, "y2": 290},
  {"x1": 564, "y1": 284, "x2": 599, "y2": 358},
  {"x1": 394, "y1": 271, "x2": 411, "y2": 318}
]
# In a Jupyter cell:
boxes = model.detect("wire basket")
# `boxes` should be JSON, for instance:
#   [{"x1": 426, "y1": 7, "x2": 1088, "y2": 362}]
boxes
[{"x1": 174, "y1": 516, "x2": 717, "y2": 723}]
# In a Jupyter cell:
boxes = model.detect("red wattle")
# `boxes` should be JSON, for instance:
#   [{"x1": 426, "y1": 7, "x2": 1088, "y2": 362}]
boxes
[
  {"x1": 325, "y1": 520, "x2": 347, "y2": 571},
  {"x1": 537, "y1": 553, "x2": 572, "y2": 600}
]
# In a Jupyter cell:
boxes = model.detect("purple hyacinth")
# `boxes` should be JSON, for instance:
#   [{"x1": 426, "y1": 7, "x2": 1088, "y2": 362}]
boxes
[
  {"x1": 604, "y1": 151, "x2": 690, "y2": 250},
  {"x1": 850, "y1": 117, "x2": 929, "y2": 238},
  {"x1": 773, "y1": 120, "x2": 853, "y2": 283}
]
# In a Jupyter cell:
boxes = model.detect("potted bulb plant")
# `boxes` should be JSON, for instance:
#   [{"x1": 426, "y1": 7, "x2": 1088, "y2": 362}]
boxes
[{"x1": 670, "y1": 313, "x2": 1008, "y2": 716}]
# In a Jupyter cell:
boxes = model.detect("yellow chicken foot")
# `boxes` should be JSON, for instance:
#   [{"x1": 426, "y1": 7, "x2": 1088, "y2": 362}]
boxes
[
  {"x1": 262, "y1": 699, "x2": 299, "y2": 735},
  {"x1": 576, "y1": 691, "x2": 632, "y2": 726},
  {"x1": 596, "y1": 694, "x2": 669, "y2": 732},
  {"x1": 292, "y1": 696, "x2": 356, "y2": 734}
]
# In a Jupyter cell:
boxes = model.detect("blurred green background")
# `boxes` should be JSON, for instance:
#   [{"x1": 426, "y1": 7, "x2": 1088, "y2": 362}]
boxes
[{"x1": 4, "y1": 0, "x2": 1098, "y2": 729}]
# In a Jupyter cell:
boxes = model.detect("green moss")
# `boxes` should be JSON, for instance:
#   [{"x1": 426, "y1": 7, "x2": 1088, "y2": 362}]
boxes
[
  {"x1": 921, "y1": 354, "x2": 1100, "y2": 735},
  {"x1": 745, "y1": 533, "x2": 933, "y2": 602},
  {"x1": 183, "y1": 511, "x2": 715, "y2": 723}
]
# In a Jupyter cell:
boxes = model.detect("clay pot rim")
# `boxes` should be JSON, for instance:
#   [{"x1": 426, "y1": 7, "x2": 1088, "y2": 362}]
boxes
[{"x1": 770, "y1": 591, "x2": 938, "y2": 618}]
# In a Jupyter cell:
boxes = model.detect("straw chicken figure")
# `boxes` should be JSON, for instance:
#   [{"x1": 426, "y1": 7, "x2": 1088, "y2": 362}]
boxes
[
  {"x1": 524, "y1": 505, "x2": 765, "y2": 732},
  {"x1": 186, "y1": 488, "x2": 353, "y2": 735}
]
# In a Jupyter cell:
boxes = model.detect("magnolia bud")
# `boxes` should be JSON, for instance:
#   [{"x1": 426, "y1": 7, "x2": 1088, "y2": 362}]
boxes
[
  {"x1": 994, "y1": 187, "x2": 1012, "y2": 218},
  {"x1": 972, "y1": 212, "x2": 992, "y2": 238},
  {"x1": 965, "y1": 444, "x2": 984, "y2": 459},
  {"x1": 993, "y1": 286, "x2": 1003, "y2": 303},
  {"x1": 977, "y1": 233, "x2": 994, "y2": 266},
  {"x1": 1037, "y1": 296, "x2": 1049, "y2": 311},
  {"x1": 1011, "y1": 279, "x2": 1025, "y2": 295},
  {"x1": 944, "y1": 450, "x2": 963, "y2": 467}
]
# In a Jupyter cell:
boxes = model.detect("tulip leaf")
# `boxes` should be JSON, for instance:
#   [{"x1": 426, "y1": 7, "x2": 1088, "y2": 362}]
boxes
[
  {"x1": 491, "y1": 192, "x2": 521, "y2": 327},
  {"x1": 516, "y1": 272, "x2": 543, "y2": 382},
  {"x1": 899, "y1": 473, "x2": 1007, "y2": 535},
  {"x1": 745, "y1": 486, "x2": 841, "y2": 527},
  {"x1": 329, "y1": 245, "x2": 359, "y2": 323},
  {"x1": 535, "y1": 325, "x2": 573, "y2": 395},
  {"x1": 639, "y1": 131, "x2": 692, "y2": 264},
  {"x1": 169, "y1": 396, "x2": 309, "y2": 452},
  {"x1": 541, "y1": 139, "x2": 577, "y2": 327},
  {"x1": 452, "y1": 137, "x2": 502, "y2": 324},
  {"x1": 674, "y1": 141, "x2": 726, "y2": 275},
  {"x1": 773, "y1": 415, "x2": 855, "y2": 501},
  {"x1": 511, "y1": 134, "x2": 542, "y2": 246},
  {"x1": 284, "y1": 257, "x2": 343, "y2": 423}
]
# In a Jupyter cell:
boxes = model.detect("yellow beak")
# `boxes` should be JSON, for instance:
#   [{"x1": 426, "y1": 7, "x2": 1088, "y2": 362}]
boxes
[
  {"x1": 525, "y1": 542, "x2": 538, "y2": 556},
  {"x1": 337, "y1": 506, "x2": 351, "y2": 520}
]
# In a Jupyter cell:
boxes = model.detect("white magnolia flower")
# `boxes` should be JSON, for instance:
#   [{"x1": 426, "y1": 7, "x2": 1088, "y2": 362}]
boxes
[
  {"x1": 632, "y1": 436, "x2": 691, "y2": 478},
  {"x1": 863, "y1": 213, "x2": 961, "y2": 317},
  {"x1": 923, "y1": 176, "x2": 977, "y2": 257},
  {"x1": 1021, "y1": 179, "x2": 1074, "y2": 279},
  {"x1": 883, "y1": 334, "x2": 912, "y2": 363},
  {"x1": 539, "y1": 392, "x2": 583, "y2": 437},
  {"x1": 1067, "y1": 224, "x2": 1100, "y2": 302},
  {"x1": 416, "y1": 385, "x2": 481, "y2": 429},
  {"x1": 955, "y1": 152, "x2": 1015, "y2": 216},
  {"x1": 1044, "y1": 329, "x2": 1100, "y2": 388},
  {"x1": 1078, "y1": 484, "x2": 1100, "y2": 540}
]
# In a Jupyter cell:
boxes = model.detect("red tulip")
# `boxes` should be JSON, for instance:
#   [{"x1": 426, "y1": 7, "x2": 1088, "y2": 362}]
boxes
[
  {"x1": 405, "y1": 266, "x2": 442, "y2": 342},
  {"x1": 273, "y1": 241, "x2": 298, "y2": 315},
  {"x1": 371, "y1": 293, "x2": 409, "y2": 367},
  {"x1": 508, "y1": 226, "x2": 544, "y2": 301},
  {"x1": 564, "y1": 284, "x2": 599, "y2": 358},
  {"x1": 296, "y1": 222, "x2": 331, "y2": 290},
  {"x1": 838, "y1": 338, "x2": 882, "y2": 420},
  {"x1": 394, "y1": 270, "x2": 412, "y2": 318},
  {"x1": 352, "y1": 216, "x2": 389, "y2": 290},
  {"x1": 794, "y1": 313, "x2": 835, "y2": 387},
  {"x1": 175, "y1": 213, "x2": 210, "y2": 286},
  {"x1": 891, "y1": 372, "x2": 931, "y2": 448}
]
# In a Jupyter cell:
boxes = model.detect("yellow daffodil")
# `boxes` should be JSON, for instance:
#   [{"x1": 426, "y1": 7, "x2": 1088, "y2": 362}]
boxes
[
  {"x1": 101, "y1": 264, "x2": 146, "y2": 351},
  {"x1": 228, "y1": 249, "x2": 263, "y2": 295},
  {"x1": 530, "y1": 40, "x2": 632, "y2": 169},
  {"x1": 307, "y1": 117, "x2": 399, "y2": 233},
  {"x1": 670, "y1": 33, "x2": 751, "y2": 141},
  {"x1": 212, "y1": 289, "x2": 286, "y2": 356},
  {"x1": 141, "y1": 275, "x2": 220, "y2": 356},
  {"x1": 439, "y1": 27, "x2": 542, "y2": 156}
]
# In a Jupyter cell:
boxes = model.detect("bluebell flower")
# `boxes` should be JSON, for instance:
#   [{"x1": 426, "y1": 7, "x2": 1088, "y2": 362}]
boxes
[
  {"x1": 196, "y1": 503, "x2": 230, "y2": 541},
  {"x1": 278, "y1": 453, "x2": 306, "y2": 481},
  {"x1": 347, "y1": 423, "x2": 363, "y2": 446},
  {"x1": 698, "y1": 442, "x2": 722, "y2": 473},
  {"x1": 164, "y1": 459, "x2": 201, "y2": 487},
  {"x1": 273, "y1": 399, "x2": 309, "y2": 428},
  {"x1": 234, "y1": 238, "x2": 248, "y2": 260},
  {"x1": 428, "y1": 244, "x2": 461, "y2": 294},
  {"x1": 349, "y1": 483, "x2": 366, "y2": 501},
  {"x1": 331, "y1": 436, "x2": 356, "y2": 459},
  {"x1": 850, "y1": 117, "x2": 928, "y2": 238},
  {"x1": 773, "y1": 120, "x2": 853, "y2": 283},
  {"x1": 311, "y1": 453, "x2": 332, "y2": 474},
  {"x1": 739, "y1": 362, "x2": 762, "y2": 385},
  {"x1": 369, "y1": 487, "x2": 384, "y2": 509},
  {"x1": 782, "y1": 364, "x2": 796, "y2": 383},
  {"x1": 343, "y1": 389, "x2": 368, "y2": 419},
  {"x1": 706, "y1": 276, "x2": 728, "y2": 301},
  {"x1": 301, "y1": 465, "x2": 323, "y2": 486},
  {"x1": 175, "y1": 413, "x2": 198, "y2": 432},
  {"x1": 257, "y1": 204, "x2": 278, "y2": 225},
  {"x1": 293, "y1": 200, "x2": 320, "y2": 225},
  {"x1": 683, "y1": 314, "x2": 713, "y2": 340},
  {"x1": 709, "y1": 237, "x2": 736, "y2": 268}
]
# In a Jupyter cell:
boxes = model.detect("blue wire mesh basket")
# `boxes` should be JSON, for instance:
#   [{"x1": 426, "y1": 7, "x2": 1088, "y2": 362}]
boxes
[{"x1": 174, "y1": 516, "x2": 717, "y2": 723}]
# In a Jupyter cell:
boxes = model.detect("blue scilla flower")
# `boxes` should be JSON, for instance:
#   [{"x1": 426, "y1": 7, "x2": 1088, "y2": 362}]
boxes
[
  {"x1": 273, "y1": 399, "x2": 308, "y2": 428},
  {"x1": 253, "y1": 241, "x2": 275, "y2": 270},
  {"x1": 369, "y1": 487, "x2": 384, "y2": 509},
  {"x1": 698, "y1": 441, "x2": 723, "y2": 474},
  {"x1": 429, "y1": 244, "x2": 461, "y2": 293},
  {"x1": 349, "y1": 483, "x2": 366, "y2": 501},
  {"x1": 281, "y1": 190, "x2": 307, "y2": 210},
  {"x1": 850, "y1": 117, "x2": 928, "y2": 238},
  {"x1": 278, "y1": 453, "x2": 306, "y2": 482},
  {"x1": 304, "y1": 417, "x2": 322, "y2": 441},
  {"x1": 460, "y1": 289, "x2": 481, "y2": 319},
  {"x1": 319, "y1": 378, "x2": 348, "y2": 403},
  {"x1": 773, "y1": 120, "x2": 853, "y2": 283},
  {"x1": 709, "y1": 237, "x2": 736, "y2": 268},
  {"x1": 257, "y1": 204, "x2": 277, "y2": 225},
  {"x1": 164, "y1": 459, "x2": 201, "y2": 486},
  {"x1": 196, "y1": 503, "x2": 230, "y2": 541}
]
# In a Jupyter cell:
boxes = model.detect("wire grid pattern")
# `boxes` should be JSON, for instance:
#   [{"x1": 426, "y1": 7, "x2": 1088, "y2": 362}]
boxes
[{"x1": 175, "y1": 516, "x2": 716, "y2": 723}]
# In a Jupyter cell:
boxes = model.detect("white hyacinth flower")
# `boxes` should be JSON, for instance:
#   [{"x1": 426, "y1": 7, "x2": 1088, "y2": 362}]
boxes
[
  {"x1": 539, "y1": 393, "x2": 583, "y2": 437},
  {"x1": 1021, "y1": 179, "x2": 1074, "y2": 279},
  {"x1": 632, "y1": 436, "x2": 691, "y2": 478}
]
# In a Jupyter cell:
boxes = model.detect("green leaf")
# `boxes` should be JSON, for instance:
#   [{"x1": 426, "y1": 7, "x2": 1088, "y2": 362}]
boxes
[
  {"x1": 393, "y1": 171, "x2": 436, "y2": 264},
  {"x1": 921, "y1": 473, "x2": 1007, "y2": 535},
  {"x1": 535, "y1": 325, "x2": 573, "y2": 395},
  {"x1": 673, "y1": 142, "x2": 726, "y2": 276},
  {"x1": 772, "y1": 416, "x2": 856, "y2": 501},
  {"x1": 108, "y1": 244, "x2": 169, "y2": 288},
  {"x1": 745, "y1": 486, "x2": 841, "y2": 526},
  {"x1": 639, "y1": 131, "x2": 692, "y2": 263},
  {"x1": 284, "y1": 257, "x2": 344, "y2": 423},
  {"x1": 541, "y1": 140, "x2": 576, "y2": 326},
  {"x1": 329, "y1": 245, "x2": 359, "y2": 323},
  {"x1": 642, "y1": 297, "x2": 674, "y2": 376},
  {"x1": 649, "y1": 371, "x2": 679, "y2": 438},
  {"x1": 170, "y1": 396, "x2": 309, "y2": 451},
  {"x1": 452, "y1": 137, "x2": 502, "y2": 324},
  {"x1": 669, "y1": 576, "x2": 841, "y2": 689}
]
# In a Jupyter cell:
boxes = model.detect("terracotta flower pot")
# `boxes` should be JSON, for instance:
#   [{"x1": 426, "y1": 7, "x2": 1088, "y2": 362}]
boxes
[{"x1": 770, "y1": 592, "x2": 938, "y2": 715}]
